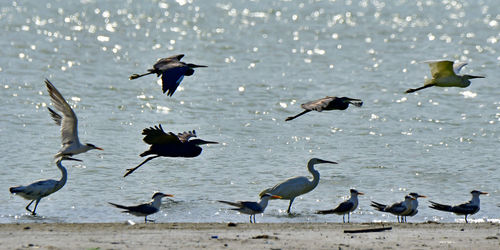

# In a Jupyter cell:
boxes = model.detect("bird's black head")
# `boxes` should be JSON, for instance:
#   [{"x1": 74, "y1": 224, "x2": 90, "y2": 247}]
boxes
[
  {"x1": 471, "y1": 190, "x2": 488, "y2": 195},
  {"x1": 152, "y1": 192, "x2": 174, "y2": 199},
  {"x1": 409, "y1": 192, "x2": 427, "y2": 198},
  {"x1": 350, "y1": 189, "x2": 364, "y2": 195}
]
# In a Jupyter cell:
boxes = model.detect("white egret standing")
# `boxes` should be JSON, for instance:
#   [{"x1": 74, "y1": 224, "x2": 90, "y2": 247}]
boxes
[
  {"x1": 316, "y1": 189, "x2": 364, "y2": 223},
  {"x1": 219, "y1": 193, "x2": 282, "y2": 223},
  {"x1": 9, "y1": 156, "x2": 82, "y2": 215},
  {"x1": 429, "y1": 190, "x2": 487, "y2": 223},
  {"x1": 109, "y1": 192, "x2": 174, "y2": 223},
  {"x1": 45, "y1": 79, "x2": 103, "y2": 157},
  {"x1": 259, "y1": 158, "x2": 338, "y2": 214},
  {"x1": 371, "y1": 195, "x2": 415, "y2": 223},
  {"x1": 405, "y1": 60, "x2": 484, "y2": 93}
]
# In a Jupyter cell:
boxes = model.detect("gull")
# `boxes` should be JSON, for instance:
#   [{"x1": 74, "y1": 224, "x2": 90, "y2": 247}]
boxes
[
  {"x1": 45, "y1": 79, "x2": 103, "y2": 157},
  {"x1": 316, "y1": 189, "x2": 364, "y2": 223},
  {"x1": 109, "y1": 192, "x2": 174, "y2": 223},
  {"x1": 129, "y1": 54, "x2": 207, "y2": 96},
  {"x1": 259, "y1": 158, "x2": 338, "y2": 214},
  {"x1": 285, "y1": 96, "x2": 362, "y2": 121},
  {"x1": 9, "y1": 156, "x2": 82, "y2": 215},
  {"x1": 429, "y1": 190, "x2": 487, "y2": 223},
  {"x1": 405, "y1": 60, "x2": 484, "y2": 93},
  {"x1": 371, "y1": 195, "x2": 415, "y2": 223},
  {"x1": 124, "y1": 124, "x2": 218, "y2": 177},
  {"x1": 219, "y1": 193, "x2": 282, "y2": 223}
]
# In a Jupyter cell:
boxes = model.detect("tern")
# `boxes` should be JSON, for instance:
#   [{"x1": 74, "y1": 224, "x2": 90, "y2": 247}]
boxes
[
  {"x1": 405, "y1": 192, "x2": 427, "y2": 222},
  {"x1": 9, "y1": 156, "x2": 82, "y2": 215},
  {"x1": 219, "y1": 193, "x2": 282, "y2": 223},
  {"x1": 259, "y1": 158, "x2": 338, "y2": 214},
  {"x1": 124, "y1": 124, "x2": 218, "y2": 177},
  {"x1": 316, "y1": 189, "x2": 364, "y2": 223},
  {"x1": 285, "y1": 96, "x2": 362, "y2": 121},
  {"x1": 109, "y1": 192, "x2": 174, "y2": 223},
  {"x1": 129, "y1": 54, "x2": 207, "y2": 96},
  {"x1": 45, "y1": 79, "x2": 103, "y2": 157},
  {"x1": 429, "y1": 190, "x2": 487, "y2": 223},
  {"x1": 371, "y1": 195, "x2": 415, "y2": 223},
  {"x1": 405, "y1": 60, "x2": 484, "y2": 93}
]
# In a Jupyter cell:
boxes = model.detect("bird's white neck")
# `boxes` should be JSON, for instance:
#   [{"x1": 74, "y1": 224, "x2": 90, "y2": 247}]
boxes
[
  {"x1": 307, "y1": 161, "x2": 320, "y2": 188},
  {"x1": 350, "y1": 194, "x2": 359, "y2": 209},
  {"x1": 151, "y1": 196, "x2": 164, "y2": 209},
  {"x1": 55, "y1": 160, "x2": 68, "y2": 191},
  {"x1": 258, "y1": 196, "x2": 271, "y2": 210},
  {"x1": 470, "y1": 194, "x2": 481, "y2": 206}
]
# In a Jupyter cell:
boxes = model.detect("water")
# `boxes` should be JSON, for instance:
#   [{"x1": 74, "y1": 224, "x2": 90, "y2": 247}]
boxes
[{"x1": 0, "y1": 0, "x2": 499, "y2": 224}]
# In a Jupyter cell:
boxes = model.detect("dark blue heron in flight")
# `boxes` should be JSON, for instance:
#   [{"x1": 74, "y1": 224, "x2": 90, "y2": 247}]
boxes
[
  {"x1": 285, "y1": 96, "x2": 362, "y2": 121},
  {"x1": 124, "y1": 124, "x2": 217, "y2": 177},
  {"x1": 129, "y1": 54, "x2": 207, "y2": 96}
]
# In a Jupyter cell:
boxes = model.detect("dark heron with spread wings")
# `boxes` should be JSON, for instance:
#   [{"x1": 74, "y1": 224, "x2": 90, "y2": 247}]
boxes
[
  {"x1": 285, "y1": 96, "x2": 362, "y2": 121},
  {"x1": 129, "y1": 54, "x2": 207, "y2": 96},
  {"x1": 124, "y1": 124, "x2": 218, "y2": 177},
  {"x1": 429, "y1": 190, "x2": 487, "y2": 223},
  {"x1": 109, "y1": 192, "x2": 174, "y2": 223}
]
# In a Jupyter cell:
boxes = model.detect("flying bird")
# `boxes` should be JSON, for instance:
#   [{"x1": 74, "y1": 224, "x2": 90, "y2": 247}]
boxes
[
  {"x1": 124, "y1": 124, "x2": 218, "y2": 177},
  {"x1": 429, "y1": 190, "x2": 487, "y2": 223},
  {"x1": 371, "y1": 195, "x2": 415, "y2": 223},
  {"x1": 219, "y1": 193, "x2": 282, "y2": 223},
  {"x1": 405, "y1": 60, "x2": 484, "y2": 93},
  {"x1": 45, "y1": 79, "x2": 103, "y2": 157},
  {"x1": 285, "y1": 96, "x2": 362, "y2": 121},
  {"x1": 129, "y1": 54, "x2": 207, "y2": 96},
  {"x1": 405, "y1": 192, "x2": 427, "y2": 222},
  {"x1": 9, "y1": 156, "x2": 82, "y2": 215},
  {"x1": 316, "y1": 189, "x2": 364, "y2": 223},
  {"x1": 109, "y1": 192, "x2": 174, "y2": 223},
  {"x1": 259, "y1": 158, "x2": 338, "y2": 214}
]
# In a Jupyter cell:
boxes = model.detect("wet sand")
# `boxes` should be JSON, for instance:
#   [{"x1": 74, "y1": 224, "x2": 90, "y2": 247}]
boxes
[{"x1": 1, "y1": 222, "x2": 499, "y2": 249}]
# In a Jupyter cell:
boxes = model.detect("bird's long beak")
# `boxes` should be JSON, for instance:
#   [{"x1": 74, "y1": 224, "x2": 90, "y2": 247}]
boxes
[
  {"x1": 480, "y1": 192, "x2": 488, "y2": 195},
  {"x1": 64, "y1": 157, "x2": 83, "y2": 162},
  {"x1": 271, "y1": 195, "x2": 282, "y2": 199},
  {"x1": 358, "y1": 192, "x2": 365, "y2": 195},
  {"x1": 318, "y1": 159, "x2": 338, "y2": 164},
  {"x1": 187, "y1": 63, "x2": 208, "y2": 68},
  {"x1": 418, "y1": 195, "x2": 427, "y2": 198},
  {"x1": 468, "y1": 75, "x2": 485, "y2": 79},
  {"x1": 95, "y1": 147, "x2": 104, "y2": 151},
  {"x1": 164, "y1": 194, "x2": 174, "y2": 197},
  {"x1": 200, "y1": 140, "x2": 218, "y2": 145}
]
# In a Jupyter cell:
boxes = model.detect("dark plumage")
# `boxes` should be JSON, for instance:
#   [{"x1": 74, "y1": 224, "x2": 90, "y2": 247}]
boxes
[
  {"x1": 429, "y1": 190, "x2": 487, "y2": 223},
  {"x1": 129, "y1": 54, "x2": 207, "y2": 96},
  {"x1": 124, "y1": 124, "x2": 217, "y2": 177},
  {"x1": 109, "y1": 192, "x2": 173, "y2": 223},
  {"x1": 285, "y1": 96, "x2": 362, "y2": 121}
]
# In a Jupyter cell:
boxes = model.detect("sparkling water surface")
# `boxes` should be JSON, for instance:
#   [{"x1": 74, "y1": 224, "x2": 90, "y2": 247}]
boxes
[{"x1": 0, "y1": 0, "x2": 499, "y2": 223}]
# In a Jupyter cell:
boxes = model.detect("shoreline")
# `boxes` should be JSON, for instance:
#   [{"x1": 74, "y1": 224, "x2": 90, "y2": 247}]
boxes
[{"x1": 1, "y1": 222, "x2": 499, "y2": 249}]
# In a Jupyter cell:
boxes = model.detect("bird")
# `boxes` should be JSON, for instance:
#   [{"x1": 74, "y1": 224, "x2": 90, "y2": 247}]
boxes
[
  {"x1": 405, "y1": 192, "x2": 427, "y2": 222},
  {"x1": 9, "y1": 156, "x2": 82, "y2": 215},
  {"x1": 285, "y1": 96, "x2": 362, "y2": 121},
  {"x1": 45, "y1": 79, "x2": 103, "y2": 157},
  {"x1": 109, "y1": 192, "x2": 174, "y2": 223},
  {"x1": 371, "y1": 195, "x2": 415, "y2": 223},
  {"x1": 259, "y1": 158, "x2": 338, "y2": 214},
  {"x1": 129, "y1": 54, "x2": 207, "y2": 96},
  {"x1": 124, "y1": 124, "x2": 218, "y2": 177},
  {"x1": 405, "y1": 60, "x2": 484, "y2": 93},
  {"x1": 219, "y1": 193, "x2": 282, "y2": 223},
  {"x1": 429, "y1": 190, "x2": 488, "y2": 223},
  {"x1": 316, "y1": 189, "x2": 364, "y2": 223}
]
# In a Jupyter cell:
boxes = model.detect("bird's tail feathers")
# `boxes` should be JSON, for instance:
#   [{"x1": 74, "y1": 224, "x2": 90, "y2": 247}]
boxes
[
  {"x1": 316, "y1": 209, "x2": 335, "y2": 214},
  {"x1": 108, "y1": 202, "x2": 128, "y2": 210},
  {"x1": 370, "y1": 201, "x2": 386, "y2": 211},
  {"x1": 429, "y1": 201, "x2": 452, "y2": 212},
  {"x1": 218, "y1": 200, "x2": 241, "y2": 207}
]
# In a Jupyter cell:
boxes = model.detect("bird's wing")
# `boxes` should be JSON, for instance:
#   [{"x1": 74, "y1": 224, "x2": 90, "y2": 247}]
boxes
[
  {"x1": 239, "y1": 201, "x2": 262, "y2": 212},
  {"x1": 23, "y1": 179, "x2": 58, "y2": 195},
  {"x1": 386, "y1": 201, "x2": 406, "y2": 213},
  {"x1": 161, "y1": 65, "x2": 190, "y2": 96},
  {"x1": 453, "y1": 62, "x2": 468, "y2": 74},
  {"x1": 452, "y1": 202, "x2": 478, "y2": 214},
  {"x1": 218, "y1": 200, "x2": 243, "y2": 208},
  {"x1": 301, "y1": 97, "x2": 334, "y2": 112},
  {"x1": 332, "y1": 200, "x2": 354, "y2": 213},
  {"x1": 142, "y1": 124, "x2": 181, "y2": 145},
  {"x1": 262, "y1": 176, "x2": 313, "y2": 199},
  {"x1": 153, "y1": 54, "x2": 184, "y2": 69},
  {"x1": 45, "y1": 79, "x2": 79, "y2": 145},
  {"x1": 47, "y1": 107, "x2": 62, "y2": 126},
  {"x1": 126, "y1": 204, "x2": 159, "y2": 214},
  {"x1": 177, "y1": 130, "x2": 196, "y2": 143},
  {"x1": 427, "y1": 60, "x2": 455, "y2": 78}
]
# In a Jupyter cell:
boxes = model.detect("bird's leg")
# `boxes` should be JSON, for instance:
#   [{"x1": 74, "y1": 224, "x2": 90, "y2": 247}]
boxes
[
  {"x1": 124, "y1": 156, "x2": 161, "y2": 177},
  {"x1": 129, "y1": 72, "x2": 155, "y2": 80},
  {"x1": 25, "y1": 200, "x2": 35, "y2": 214},
  {"x1": 31, "y1": 199, "x2": 41, "y2": 215},
  {"x1": 287, "y1": 198, "x2": 295, "y2": 214},
  {"x1": 249, "y1": 215, "x2": 252, "y2": 223},
  {"x1": 348, "y1": 213, "x2": 350, "y2": 223},
  {"x1": 405, "y1": 84, "x2": 436, "y2": 94},
  {"x1": 465, "y1": 215, "x2": 468, "y2": 224},
  {"x1": 253, "y1": 215, "x2": 256, "y2": 223},
  {"x1": 285, "y1": 110, "x2": 311, "y2": 121},
  {"x1": 397, "y1": 216, "x2": 400, "y2": 223}
]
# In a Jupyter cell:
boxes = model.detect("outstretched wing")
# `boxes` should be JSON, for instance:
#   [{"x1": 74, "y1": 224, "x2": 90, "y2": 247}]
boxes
[
  {"x1": 427, "y1": 60, "x2": 455, "y2": 78},
  {"x1": 142, "y1": 124, "x2": 181, "y2": 145},
  {"x1": 177, "y1": 130, "x2": 196, "y2": 143},
  {"x1": 301, "y1": 96, "x2": 335, "y2": 112},
  {"x1": 453, "y1": 62, "x2": 468, "y2": 74},
  {"x1": 154, "y1": 54, "x2": 185, "y2": 69},
  {"x1": 45, "y1": 79, "x2": 79, "y2": 145},
  {"x1": 161, "y1": 65, "x2": 189, "y2": 96}
]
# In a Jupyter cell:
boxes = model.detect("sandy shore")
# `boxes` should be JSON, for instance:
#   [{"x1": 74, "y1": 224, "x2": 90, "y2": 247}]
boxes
[{"x1": 1, "y1": 222, "x2": 499, "y2": 249}]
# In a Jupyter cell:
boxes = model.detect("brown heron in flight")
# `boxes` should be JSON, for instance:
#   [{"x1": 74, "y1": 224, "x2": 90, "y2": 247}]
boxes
[
  {"x1": 129, "y1": 54, "x2": 207, "y2": 96},
  {"x1": 285, "y1": 96, "x2": 362, "y2": 121},
  {"x1": 124, "y1": 124, "x2": 218, "y2": 177}
]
